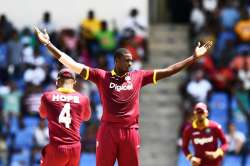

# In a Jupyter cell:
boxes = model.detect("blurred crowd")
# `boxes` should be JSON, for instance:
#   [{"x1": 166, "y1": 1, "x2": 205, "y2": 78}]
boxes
[
  {"x1": 0, "y1": 8, "x2": 148, "y2": 166},
  {"x1": 179, "y1": 0, "x2": 250, "y2": 165}
]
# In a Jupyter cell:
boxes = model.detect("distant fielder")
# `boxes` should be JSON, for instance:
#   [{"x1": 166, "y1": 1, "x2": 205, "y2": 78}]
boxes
[{"x1": 182, "y1": 103, "x2": 228, "y2": 166}]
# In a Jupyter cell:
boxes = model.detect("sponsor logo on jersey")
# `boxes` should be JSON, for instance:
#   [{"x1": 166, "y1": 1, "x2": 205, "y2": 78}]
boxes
[
  {"x1": 109, "y1": 75, "x2": 133, "y2": 91},
  {"x1": 194, "y1": 136, "x2": 214, "y2": 145},
  {"x1": 52, "y1": 94, "x2": 80, "y2": 103},
  {"x1": 109, "y1": 82, "x2": 133, "y2": 91}
]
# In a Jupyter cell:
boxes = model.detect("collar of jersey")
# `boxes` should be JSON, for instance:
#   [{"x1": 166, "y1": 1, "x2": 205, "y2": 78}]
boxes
[
  {"x1": 192, "y1": 118, "x2": 209, "y2": 129},
  {"x1": 111, "y1": 70, "x2": 127, "y2": 77},
  {"x1": 57, "y1": 87, "x2": 76, "y2": 93}
]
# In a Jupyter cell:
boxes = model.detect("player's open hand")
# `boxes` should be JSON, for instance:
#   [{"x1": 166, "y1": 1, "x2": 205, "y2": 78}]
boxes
[
  {"x1": 194, "y1": 41, "x2": 213, "y2": 59},
  {"x1": 190, "y1": 156, "x2": 201, "y2": 166},
  {"x1": 34, "y1": 26, "x2": 50, "y2": 45},
  {"x1": 205, "y1": 151, "x2": 219, "y2": 160}
]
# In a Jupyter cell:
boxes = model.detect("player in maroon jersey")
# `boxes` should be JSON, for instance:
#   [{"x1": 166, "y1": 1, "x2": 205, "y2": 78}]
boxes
[
  {"x1": 182, "y1": 102, "x2": 228, "y2": 166},
  {"x1": 39, "y1": 68, "x2": 91, "y2": 166},
  {"x1": 34, "y1": 27, "x2": 212, "y2": 166}
]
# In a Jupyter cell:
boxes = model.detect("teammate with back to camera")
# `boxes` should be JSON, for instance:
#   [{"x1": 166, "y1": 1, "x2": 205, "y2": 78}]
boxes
[
  {"x1": 34, "y1": 26, "x2": 212, "y2": 166},
  {"x1": 182, "y1": 102, "x2": 228, "y2": 166},
  {"x1": 39, "y1": 68, "x2": 91, "y2": 166}
]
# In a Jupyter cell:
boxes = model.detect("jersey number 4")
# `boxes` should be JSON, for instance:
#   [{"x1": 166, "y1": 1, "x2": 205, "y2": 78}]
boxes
[{"x1": 59, "y1": 103, "x2": 72, "y2": 128}]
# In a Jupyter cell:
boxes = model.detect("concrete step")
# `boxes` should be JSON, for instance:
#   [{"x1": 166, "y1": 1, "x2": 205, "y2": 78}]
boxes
[{"x1": 140, "y1": 24, "x2": 188, "y2": 166}]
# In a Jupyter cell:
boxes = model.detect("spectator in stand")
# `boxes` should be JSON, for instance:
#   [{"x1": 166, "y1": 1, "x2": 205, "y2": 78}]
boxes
[
  {"x1": 202, "y1": 56, "x2": 234, "y2": 91},
  {"x1": 80, "y1": 10, "x2": 100, "y2": 55},
  {"x1": 201, "y1": 0, "x2": 219, "y2": 34},
  {"x1": 212, "y1": 1, "x2": 239, "y2": 61},
  {"x1": 237, "y1": 55, "x2": 250, "y2": 91},
  {"x1": 234, "y1": 82, "x2": 250, "y2": 136},
  {"x1": 96, "y1": 20, "x2": 116, "y2": 53},
  {"x1": 226, "y1": 123, "x2": 247, "y2": 166},
  {"x1": 213, "y1": 26, "x2": 236, "y2": 63},
  {"x1": 0, "y1": 81, "x2": 22, "y2": 118},
  {"x1": 217, "y1": 38, "x2": 237, "y2": 67},
  {"x1": 81, "y1": 10, "x2": 100, "y2": 39},
  {"x1": 186, "y1": 69, "x2": 212, "y2": 104},
  {"x1": 219, "y1": 1, "x2": 240, "y2": 31},
  {"x1": 123, "y1": 8, "x2": 148, "y2": 61},
  {"x1": 202, "y1": 0, "x2": 218, "y2": 14},
  {"x1": 190, "y1": 0, "x2": 206, "y2": 36},
  {"x1": 21, "y1": 85, "x2": 42, "y2": 116},
  {"x1": 0, "y1": 14, "x2": 14, "y2": 41},
  {"x1": 235, "y1": 9, "x2": 250, "y2": 43},
  {"x1": 226, "y1": 123, "x2": 246, "y2": 155},
  {"x1": 7, "y1": 29, "x2": 23, "y2": 79},
  {"x1": 230, "y1": 51, "x2": 250, "y2": 72},
  {"x1": 123, "y1": 8, "x2": 147, "y2": 39},
  {"x1": 34, "y1": 120, "x2": 49, "y2": 148},
  {"x1": 20, "y1": 27, "x2": 35, "y2": 47},
  {"x1": 21, "y1": 28, "x2": 35, "y2": 68},
  {"x1": 23, "y1": 47, "x2": 47, "y2": 86},
  {"x1": 0, "y1": 31, "x2": 8, "y2": 83},
  {"x1": 38, "y1": 11, "x2": 55, "y2": 35},
  {"x1": 23, "y1": 66, "x2": 46, "y2": 86}
]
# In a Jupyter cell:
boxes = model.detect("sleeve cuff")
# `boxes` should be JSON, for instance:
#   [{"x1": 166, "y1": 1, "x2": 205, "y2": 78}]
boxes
[
  {"x1": 83, "y1": 67, "x2": 90, "y2": 80},
  {"x1": 153, "y1": 70, "x2": 158, "y2": 85}
]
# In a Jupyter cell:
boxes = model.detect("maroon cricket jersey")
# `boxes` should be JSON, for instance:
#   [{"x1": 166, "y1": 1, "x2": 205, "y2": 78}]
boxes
[
  {"x1": 39, "y1": 89, "x2": 90, "y2": 145},
  {"x1": 85, "y1": 68, "x2": 155, "y2": 128},
  {"x1": 182, "y1": 120, "x2": 228, "y2": 165}
]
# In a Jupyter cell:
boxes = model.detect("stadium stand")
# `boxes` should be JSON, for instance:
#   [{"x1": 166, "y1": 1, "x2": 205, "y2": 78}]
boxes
[{"x1": 179, "y1": 0, "x2": 250, "y2": 165}]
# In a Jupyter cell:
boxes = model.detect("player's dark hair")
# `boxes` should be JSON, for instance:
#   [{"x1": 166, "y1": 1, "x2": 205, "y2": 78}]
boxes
[{"x1": 114, "y1": 48, "x2": 130, "y2": 61}]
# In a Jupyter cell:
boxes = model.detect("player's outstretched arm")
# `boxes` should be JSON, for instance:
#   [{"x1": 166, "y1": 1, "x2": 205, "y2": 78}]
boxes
[
  {"x1": 154, "y1": 41, "x2": 213, "y2": 81},
  {"x1": 34, "y1": 26, "x2": 89, "y2": 77}
]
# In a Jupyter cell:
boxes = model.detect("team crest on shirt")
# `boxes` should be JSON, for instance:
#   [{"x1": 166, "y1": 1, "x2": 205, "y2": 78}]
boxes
[{"x1": 125, "y1": 76, "x2": 131, "y2": 81}]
